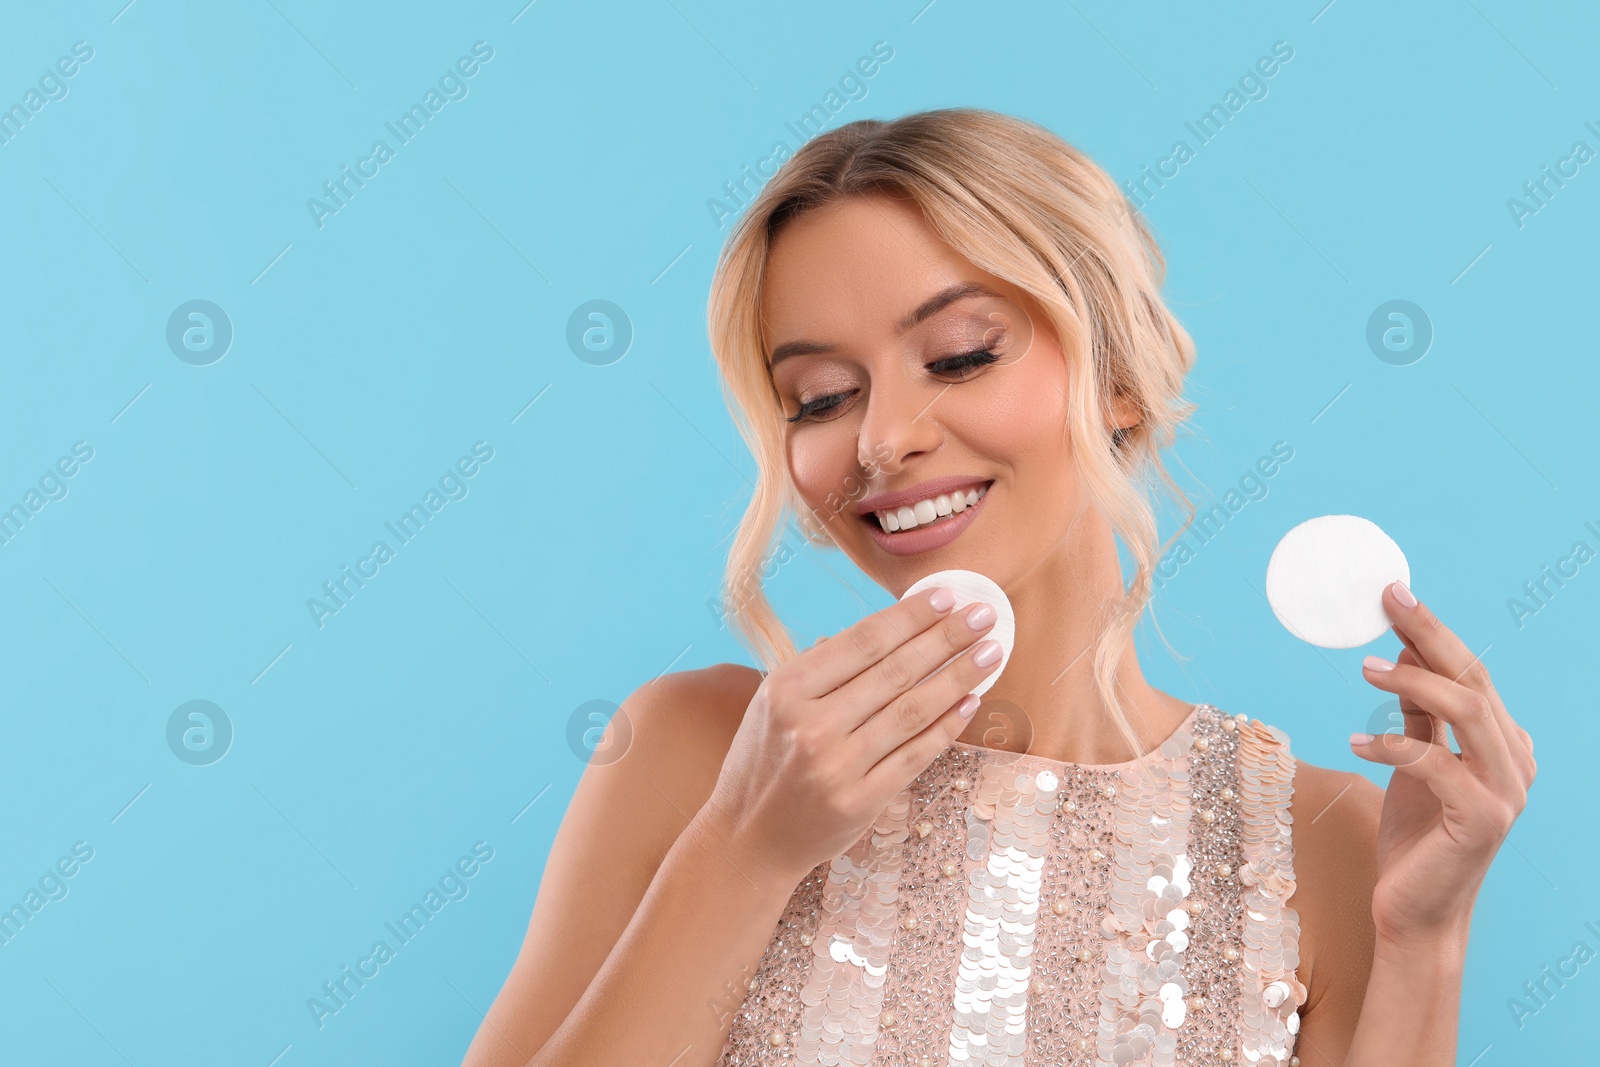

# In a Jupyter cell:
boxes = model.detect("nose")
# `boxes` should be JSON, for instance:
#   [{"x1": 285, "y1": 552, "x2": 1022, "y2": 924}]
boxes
[{"x1": 857, "y1": 375, "x2": 942, "y2": 477}]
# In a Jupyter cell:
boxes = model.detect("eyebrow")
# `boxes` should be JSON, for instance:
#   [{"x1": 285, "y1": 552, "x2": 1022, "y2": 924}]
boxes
[{"x1": 766, "y1": 281, "x2": 1002, "y2": 368}]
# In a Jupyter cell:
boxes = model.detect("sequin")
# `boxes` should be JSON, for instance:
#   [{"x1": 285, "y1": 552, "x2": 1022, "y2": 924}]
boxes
[{"x1": 716, "y1": 705, "x2": 1306, "y2": 1066}]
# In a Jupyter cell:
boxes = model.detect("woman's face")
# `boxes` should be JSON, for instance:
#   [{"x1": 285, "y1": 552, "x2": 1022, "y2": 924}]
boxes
[{"x1": 761, "y1": 193, "x2": 1134, "y2": 596}]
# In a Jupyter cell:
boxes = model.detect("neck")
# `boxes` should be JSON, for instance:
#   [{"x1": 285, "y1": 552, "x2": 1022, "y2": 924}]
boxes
[{"x1": 954, "y1": 509, "x2": 1192, "y2": 764}]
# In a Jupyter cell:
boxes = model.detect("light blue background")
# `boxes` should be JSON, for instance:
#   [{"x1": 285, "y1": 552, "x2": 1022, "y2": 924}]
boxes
[{"x1": 1, "y1": 1, "x2": 1595, "y2": 1063}]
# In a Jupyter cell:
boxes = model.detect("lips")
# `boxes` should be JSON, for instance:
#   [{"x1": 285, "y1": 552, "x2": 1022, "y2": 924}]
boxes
[
  {"x1": 866, "y1": 482, "x2": 989, "y2": 534},
  {"x1": 856, "y1": 476, "x2": 993, "y2": 517},
  {"x1": 861, "y1": 480, "x2": 993, "y2": 556}
]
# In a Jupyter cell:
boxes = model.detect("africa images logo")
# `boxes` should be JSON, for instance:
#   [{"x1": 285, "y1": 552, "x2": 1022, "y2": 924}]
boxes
[
  {"x1": 706, "y1": 40, "x2": 895, "y2": 230},
  {"x1": 306, "y1": 41, "x2": 495, "y2": 229}
]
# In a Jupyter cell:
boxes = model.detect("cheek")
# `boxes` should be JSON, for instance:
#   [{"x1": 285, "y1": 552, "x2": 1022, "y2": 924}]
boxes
[
  {"x1": 970, "y1": 351, "x2": 1072, "y2": 462},
  {"x1": 787, "y1": 428, "x2": 859, "y2": 514}
]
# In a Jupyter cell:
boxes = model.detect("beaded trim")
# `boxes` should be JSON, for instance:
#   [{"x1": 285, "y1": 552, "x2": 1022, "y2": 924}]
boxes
[
  {"x1": 1235, "y1": 718, "x2": 1305, "y2": 1065},
  {"x1": 1177, "y1": 704, "x2": 1247, "y2": 1066},
  {"x1": 874, "y1": 753, "x2": 983, "y2": 1066}
]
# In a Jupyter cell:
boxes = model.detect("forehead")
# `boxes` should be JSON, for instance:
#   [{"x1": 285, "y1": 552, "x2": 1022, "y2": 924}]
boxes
[{"x1": 760, "y1": 194, "x2": 984, "y2": 347}]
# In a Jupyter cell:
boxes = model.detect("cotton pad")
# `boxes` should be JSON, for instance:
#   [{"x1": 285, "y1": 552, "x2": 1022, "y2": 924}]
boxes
[
  {"x1": 900, "y1": 568, "x2": 1016, "y2": 697},
  {"x1": 1265, "y1": 515, "x2": 1410, "y2": 649}
]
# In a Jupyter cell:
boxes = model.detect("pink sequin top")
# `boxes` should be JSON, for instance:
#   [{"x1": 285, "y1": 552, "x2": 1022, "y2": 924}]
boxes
[{"x1": 717, "y1": 704, "x2": 1306, "y2": 1067}]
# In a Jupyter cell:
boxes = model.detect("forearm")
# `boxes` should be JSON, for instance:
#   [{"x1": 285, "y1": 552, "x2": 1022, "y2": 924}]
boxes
[
  {"x1": 523, "y1": 811, "x2": 800, "y2": 1067},
  {"x1": 1341, "y1": 932, "x2": 1466, "y2": 1067}
]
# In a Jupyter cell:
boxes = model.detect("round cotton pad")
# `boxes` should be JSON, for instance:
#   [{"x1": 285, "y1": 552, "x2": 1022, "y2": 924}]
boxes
[
  {"x1": 1265, "y1": 515, "x2": 1410, "y2": 649},
  {"x1": 900, "y1": 568, "x2": 1016, "y2": 697}
]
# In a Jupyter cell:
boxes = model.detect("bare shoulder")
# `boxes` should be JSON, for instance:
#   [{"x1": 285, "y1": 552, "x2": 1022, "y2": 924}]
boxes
[
  {"x1": 1285, "y1": 755, "x2": 1384, "y2": 1031},
  {"x1": 556, "y1": 662, "x2": 762, "y2": 958},
  {"x1": 558, "y1": 660, "x2": 764, "y2": 896},
  {"x1": 1290, "y1": 758, "x2": 1385, "y2": 844},
  {"x1": 641, "y1": 662, "x2": 763, "y2": 767},
  {"x1": 614, "y1": 661, "x2": 764, "y2": 828}
]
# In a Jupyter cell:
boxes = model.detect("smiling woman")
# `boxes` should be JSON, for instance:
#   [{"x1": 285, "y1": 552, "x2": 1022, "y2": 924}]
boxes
[
  {"x1": 714, "y1": 111, "x2": 1197, "y2": 755},
  {"x1": 460, "y1": 108, "x2": 1534, "y2": 1067}
]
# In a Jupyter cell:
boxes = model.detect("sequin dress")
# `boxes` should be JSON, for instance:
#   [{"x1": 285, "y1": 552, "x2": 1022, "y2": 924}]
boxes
[{"x1": 716, "y1": 704, "x2": 1305, "y2": 1067}]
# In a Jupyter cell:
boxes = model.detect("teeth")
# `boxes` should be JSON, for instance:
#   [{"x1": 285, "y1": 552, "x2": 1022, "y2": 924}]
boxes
[{"x1": 874, "y1": 484, "x2": 987, "y2": 534}]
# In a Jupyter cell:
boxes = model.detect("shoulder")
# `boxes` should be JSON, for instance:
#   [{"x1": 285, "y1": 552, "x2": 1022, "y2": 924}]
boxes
[
  {"x1": 544, "y1": 661, "x2": 765, "y2": 939},
  {"x1": 607, "y1": 662, "x2": 763, "y2": 797},
  {"x1": 628, "y1": 661, "x2": 763, "y2": 739},
  {"x1": 557, "y1": 661, "x2": 764, "y2": 871},
  {"x1": 1286, "y1": 754, "x2": 1384, "y2": 957},
  {"x1": 1289, "y1": 759, "x2": 1385, "y2": 841}
]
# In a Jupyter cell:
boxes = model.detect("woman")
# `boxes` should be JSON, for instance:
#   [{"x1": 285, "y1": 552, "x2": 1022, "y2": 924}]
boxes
[{"x1": 461, "y1": 109, "x2": 1535, "y2": 1067}]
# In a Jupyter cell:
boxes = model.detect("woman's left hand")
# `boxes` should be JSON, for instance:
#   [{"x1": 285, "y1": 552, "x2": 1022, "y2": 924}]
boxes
[{"x1": 1350, "y1": 579, "x2": 1537, "y2": 949}]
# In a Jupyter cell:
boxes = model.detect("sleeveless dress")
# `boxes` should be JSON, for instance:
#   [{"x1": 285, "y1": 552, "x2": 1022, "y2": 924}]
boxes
[{"x1": 716, "y1": 703, "x2": 1306, "y2": 1067}]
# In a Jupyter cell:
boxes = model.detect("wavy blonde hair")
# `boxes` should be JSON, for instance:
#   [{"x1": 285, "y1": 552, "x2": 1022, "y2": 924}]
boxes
[{"x1": 706, "y1": 107, "x2": 1199, "y2": 766}]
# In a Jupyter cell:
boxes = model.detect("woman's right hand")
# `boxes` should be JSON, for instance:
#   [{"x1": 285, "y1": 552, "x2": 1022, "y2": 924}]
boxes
[{"x1": 699, "y1": 585, "x2": 1001, "y2": 885}]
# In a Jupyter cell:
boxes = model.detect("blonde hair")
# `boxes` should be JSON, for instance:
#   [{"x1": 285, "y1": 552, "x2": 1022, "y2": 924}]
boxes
[{"x1": 705, "y1": 107, "x2": 1199, "y2": 768}]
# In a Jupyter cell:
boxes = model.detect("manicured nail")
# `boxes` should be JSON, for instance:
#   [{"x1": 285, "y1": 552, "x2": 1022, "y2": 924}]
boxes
[
  {"x1": 1392, "y1": 581, "x2": 1417, "y2": 609},
  {"x1": 973, "y1": 639, "x2": 1002, "y2": 667},
  {"x1": 1350, "y1": 732, "x2": 1375, "y2": 745},
  {"x1": 966, "y1": 603, "x2": 997, "y2": 630},
  {"x1": 958, "y1": 694, "x2": 981, "y2": 719},
  {"x1": 1363, "y1": 655, "x2": 1395, "y2": 672},
  {"x1": 928, "y1": 586, "x2": 955, "y2": 612}
]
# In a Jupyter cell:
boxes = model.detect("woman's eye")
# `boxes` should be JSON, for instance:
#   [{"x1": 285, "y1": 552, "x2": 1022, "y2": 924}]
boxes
[
  {"x1": 930, "y1": 348, "x2": 1001, "y2": 378},
  {"x1": 786, "y1": 390, "x2": 855, "y2": 424},
  {"x1": 784, "y1": 350, "x2": 998, "y2": 424}
]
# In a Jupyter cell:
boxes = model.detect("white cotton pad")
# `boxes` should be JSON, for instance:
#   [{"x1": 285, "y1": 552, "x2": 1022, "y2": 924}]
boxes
[
  {"x1": 899, "y1": 568, "x2": 1016, "y2": 697},
  {"x1": 1265, "y1": 515, "x2": 1410, "y2": 649}
]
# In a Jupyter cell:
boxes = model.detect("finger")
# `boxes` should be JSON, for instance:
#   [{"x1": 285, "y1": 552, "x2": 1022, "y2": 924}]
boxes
[
  {"x1": 1350, "y1": 732, "x2": 1517, "y2": 845},
  {"x1": 852, "y1": 626, "x2": 1004, "y2": 774},
  {"x1": 832, "y1": 601, "x2": 997, "y2": 729},
  {"x1": 802, "y1": 586, "x2": 956, "y2": 695},
  {"x1": 1382, "y1": 582, "x2": 1526, "y2": 764},
  {"x1": 1362, "y1": 656, "x2": 1516, "y2": 787},
  {"x1": 1392, "y1": 645, "x2": 1448, "y2": 746},
  {"x1": 861, "y1": 650, "x2": 1000, "y2": 792},
  {"x1": 1393, "y1": 626, "x2": 1432, "y2": 674}
]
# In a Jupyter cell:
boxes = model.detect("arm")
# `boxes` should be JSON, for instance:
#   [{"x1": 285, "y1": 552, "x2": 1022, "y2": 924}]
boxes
[
  {"x1": 1288, "y1": 767, "x2": 1471, "y2": 1067},
  {"x1": 1298, "y1": 582, "x2": 1534, "y2": 1067},
  {"x1": 1343, "y1": 926, "x2": 1468, "y2": 1066},
  {"x1": 521, "y1": 808, "x2": 799, "y2": 1067},
  {"x1": 460, "y1": 665, "x2": 800, "y2": 1067}
]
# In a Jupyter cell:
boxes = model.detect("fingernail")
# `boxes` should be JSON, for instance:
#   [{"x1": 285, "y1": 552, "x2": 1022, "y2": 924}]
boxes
[
  {"x1": 1350, "y1": 732, "x2": 1374, "y2": 745},
  {"x1": 928, "y1": 586, "x2": 955, "y2": 612},
  {"x1": 1363, "y1": 655, "x2": 1395, "y2": 672},
  {"x1": 973, "y1": 639, "x2": 1002, "y2": 667},
  {"x1": 1392, "y1": 581, "x2": 1417, "y2": 609},
  {"x1": 966, "y1": 603, "x2": 997, "y2": 630},
  {"x1": 958, "y1": 694, "x2": 981, "y2": 719}
]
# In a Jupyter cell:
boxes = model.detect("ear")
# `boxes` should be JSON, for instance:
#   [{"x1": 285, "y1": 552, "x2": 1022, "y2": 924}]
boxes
[{"x1": 1105, "y1": 391, "x2": 1141, "y2": 435}]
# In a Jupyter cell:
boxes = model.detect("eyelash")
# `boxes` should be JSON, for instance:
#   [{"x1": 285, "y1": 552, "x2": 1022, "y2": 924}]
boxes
[{"x1": 784, "y1": 349, "x2": 1001, "y2": 424}]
